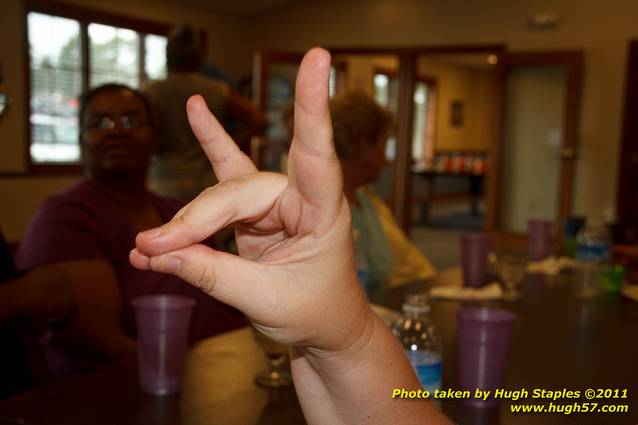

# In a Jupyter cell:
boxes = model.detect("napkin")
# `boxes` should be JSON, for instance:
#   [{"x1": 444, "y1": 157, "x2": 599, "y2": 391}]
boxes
[
  {"x1": 527, "y1": 256, "x2": 576, "y2": 275},
  {"x1": 429, "y1": 282, "x2": 503, "y2": 300},
  {"x1": 621, "y1": 285, "x2": 638, "y2": 302}
]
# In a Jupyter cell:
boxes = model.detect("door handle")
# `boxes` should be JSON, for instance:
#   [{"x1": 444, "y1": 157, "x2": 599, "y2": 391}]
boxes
[{"x1": 560, "y1": 147, "x2": 577, "y2": 159}]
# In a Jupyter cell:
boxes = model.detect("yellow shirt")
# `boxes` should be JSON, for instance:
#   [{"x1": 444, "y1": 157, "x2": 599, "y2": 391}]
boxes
[{"x1": 356, "y1": 186, "x2": 436, "y2": 288}]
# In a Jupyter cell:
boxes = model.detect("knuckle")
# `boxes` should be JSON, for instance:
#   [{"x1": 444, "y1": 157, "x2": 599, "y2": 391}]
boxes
[{"x1": 192, "y1": 262, "x2": 217, "y2": 294}]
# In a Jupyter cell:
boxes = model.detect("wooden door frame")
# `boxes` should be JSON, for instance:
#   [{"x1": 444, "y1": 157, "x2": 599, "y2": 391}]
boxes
[
  {"x1": 253, "y1": 50, "x2": 304, "y2": 113},
  {"x1": 330, "y1": 45, "x2": 505, "y2": 233},
  {"x1": 617, "y1": 40, "x2": 638, "y2": 242},
  {"x1": 485, "y1": 50, "x2": 584, "y2": 240},
  {"x1": 252, "y1": 50, "x2": 304, "y2": 167}
]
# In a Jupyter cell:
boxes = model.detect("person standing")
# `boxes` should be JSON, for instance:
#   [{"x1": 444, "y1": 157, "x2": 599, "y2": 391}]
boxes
[{"x1": 145, "y1": 24, "x2": 266, "y2": 201}]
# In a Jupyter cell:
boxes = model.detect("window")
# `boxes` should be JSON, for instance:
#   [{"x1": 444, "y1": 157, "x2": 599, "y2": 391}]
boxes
[
  {"x1": 27, "y1": 4, "x2": 170, "y2": 166},
  {"x1": 373, "y1": 70, "x2": 437, "y2": 165},
  {"x1": 373, "y1": 70, "x2": 399, "y2": 161},
  {"x1": 412, "y1": 78, "x2": 437, "y2": 168}
]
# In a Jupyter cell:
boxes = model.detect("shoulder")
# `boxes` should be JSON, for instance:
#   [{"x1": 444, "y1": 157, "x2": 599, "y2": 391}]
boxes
[
  {"x1": 188, "y1": 74, "x2": 231, "y2": 98},
  {"x1": 359, "y1": 186, "x2": 391, "y2": 213},
  {"x1": 15, "y1": 180, "x2": 112, "y2": 269},
  {"x1": 37, "y1": 179, "x2": 100, "y2": 216}
]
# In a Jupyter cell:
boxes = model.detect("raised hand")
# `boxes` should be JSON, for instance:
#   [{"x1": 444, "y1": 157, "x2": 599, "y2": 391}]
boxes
[
  {"x1": 130, "y1": 48, "x2": 369, "y2": 351},
  {"x1": 131, "y1": 47, "x2": 450, "y2": 425}
]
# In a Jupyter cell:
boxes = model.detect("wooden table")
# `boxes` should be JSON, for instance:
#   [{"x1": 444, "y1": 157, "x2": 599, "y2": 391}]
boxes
[
  {"x1": 372, "y1": 269, "x2": 638, "y2": 425},
  {"x1": 412, "y1": 170, "x2": 485, "y2": 222},
  {"x1": 1, "y1": 269, "x2": 637, "y2": 425}
]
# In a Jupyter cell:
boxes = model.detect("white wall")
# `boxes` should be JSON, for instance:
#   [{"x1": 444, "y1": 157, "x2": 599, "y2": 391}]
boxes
[
  {"x1": 247, "y1": 0, "x2": 638, "y2": 221},
  {"x1": 501, "y1": 66, "x2": 566, "y2": 233}
]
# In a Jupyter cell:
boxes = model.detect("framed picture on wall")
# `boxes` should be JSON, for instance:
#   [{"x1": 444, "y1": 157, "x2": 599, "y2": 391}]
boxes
[{"x1": 450, "y1": 100, "x2": 464, "y2": 127}]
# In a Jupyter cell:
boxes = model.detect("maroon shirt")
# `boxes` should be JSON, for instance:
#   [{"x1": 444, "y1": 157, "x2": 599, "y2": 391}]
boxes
[{"x1": 16, "y1": 179, "x2": 245, "y2": 345}]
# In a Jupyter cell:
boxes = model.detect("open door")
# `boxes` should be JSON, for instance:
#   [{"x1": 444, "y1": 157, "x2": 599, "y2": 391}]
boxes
[
  {"x1": 617, "y1": 40, "x2": 638, "y2": 243},
  {"x1": 485, "y1": 51, "x2": 583, "y2": 246},
  {"x1": 253, "y1": 50, "x2": 304, "y2": 170}
]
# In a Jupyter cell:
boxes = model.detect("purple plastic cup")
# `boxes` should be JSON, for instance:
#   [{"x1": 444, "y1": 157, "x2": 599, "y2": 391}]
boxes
[
  {"x1": 131, "y1": 294, "x2": 196, "y2": 395},
  {"x1": 461, "y1": 234, "x2": 491, "y2": 288},
  {"x1": 528, "y1": 219, "x2": 553, "y2": 261},
  {"x1": 457, "y1": 307, "x2": 516, "y2": 408}
]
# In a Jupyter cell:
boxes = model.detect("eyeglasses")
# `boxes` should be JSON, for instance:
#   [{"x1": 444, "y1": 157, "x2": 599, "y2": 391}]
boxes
[{"x1": 85, "y1": 115, "x2": 148, "y2": 131}]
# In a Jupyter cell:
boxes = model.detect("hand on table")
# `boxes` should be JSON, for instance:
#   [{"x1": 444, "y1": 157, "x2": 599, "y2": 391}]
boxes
[{"x1": 130, "y1": 48, "x2": 369, "y2": 352}]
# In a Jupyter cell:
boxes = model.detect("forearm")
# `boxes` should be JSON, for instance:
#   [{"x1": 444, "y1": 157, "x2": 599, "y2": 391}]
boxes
[{"x1": 291, "y1": 310, "x2": 450, "y2": 425}]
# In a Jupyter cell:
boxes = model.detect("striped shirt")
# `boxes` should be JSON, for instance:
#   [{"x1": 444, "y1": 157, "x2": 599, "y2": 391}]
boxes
[{"x1": 145, "y1": 73, "x2": 230, "y2": 201}]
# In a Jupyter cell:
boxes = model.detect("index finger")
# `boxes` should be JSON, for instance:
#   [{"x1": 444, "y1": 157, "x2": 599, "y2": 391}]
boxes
[{"x1": 186, "y1": 95, "x2": 257, "y2": 181}]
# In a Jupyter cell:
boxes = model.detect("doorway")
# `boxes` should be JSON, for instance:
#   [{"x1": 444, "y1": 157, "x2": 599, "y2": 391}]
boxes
[{"x1": 254, "y1": 46, "x2": 584, "y2": 268}]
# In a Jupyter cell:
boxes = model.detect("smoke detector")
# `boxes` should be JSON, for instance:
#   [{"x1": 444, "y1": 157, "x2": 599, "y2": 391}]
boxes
[{"x1": 528, "y1": 12, "x2": 561, "y2": 30}]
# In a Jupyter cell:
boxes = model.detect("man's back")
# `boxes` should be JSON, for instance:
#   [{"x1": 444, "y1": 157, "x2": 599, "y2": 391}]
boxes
[{"x1": 146, "y1": 73, "x2": 230, "y2": 200}]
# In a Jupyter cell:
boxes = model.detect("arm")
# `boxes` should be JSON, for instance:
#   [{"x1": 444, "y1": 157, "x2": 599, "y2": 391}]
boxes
[
  {"x1": 0, "y1": 261, "x2": 135, "y2": 367},
  {"x1": 56, "y1": 260, "x2": 137, "y2": 365},
  {"x1": 132, "y1": 48, "x2": 450, "y2": 425},
  {"x1": 0, "y1": 264, "x2": 74, "y2": 329}
]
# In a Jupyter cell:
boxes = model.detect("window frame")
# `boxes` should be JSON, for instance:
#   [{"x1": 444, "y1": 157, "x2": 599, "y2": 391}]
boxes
[{"x1": 25, "y1": 0, "x2": 173, "y2": 174}]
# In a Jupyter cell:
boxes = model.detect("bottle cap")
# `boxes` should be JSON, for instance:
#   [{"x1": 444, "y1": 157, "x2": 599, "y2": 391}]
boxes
[
  {"x1": 402, "y1": 293, "x2": 430, "y2": 314},
  {"x1": 586, "y1": 215, "x2": 605, "y2": 227}
]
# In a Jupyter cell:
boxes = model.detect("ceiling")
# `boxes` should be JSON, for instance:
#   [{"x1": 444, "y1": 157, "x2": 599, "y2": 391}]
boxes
[{"x1": 168, "y1": 0, "x2": 300, "y2": 16}]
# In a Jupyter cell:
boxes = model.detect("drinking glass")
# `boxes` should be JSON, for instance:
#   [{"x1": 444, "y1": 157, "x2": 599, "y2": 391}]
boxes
[
  {"x1": 461, "y1": 234, "x2": 491, "y2": 288},
  {"x1": 528, "y1": 219, "x2": 553, "y2": 261},
  {"x1": 495, "y1": 253, "x2": 527, "y2": 301},
  {"x1": 251, "y1": 326, "x2": 292, "y2": 388},
  {"x1": 458, "y1": 307, "x2": 516, "y2": 408},
  {"x1": 131, "y1": 294, "x2": 195, "y2": 395}
]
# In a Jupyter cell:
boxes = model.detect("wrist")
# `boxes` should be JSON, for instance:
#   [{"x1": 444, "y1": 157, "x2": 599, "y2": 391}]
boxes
[{"x1": 301, "y1": 302, "x2": 381, "y2": 369}]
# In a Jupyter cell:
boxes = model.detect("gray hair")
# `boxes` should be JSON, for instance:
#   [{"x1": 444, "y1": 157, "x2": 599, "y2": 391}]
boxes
[{"x1": 329, "y1": 90, "x2": 394, "y2": 160}]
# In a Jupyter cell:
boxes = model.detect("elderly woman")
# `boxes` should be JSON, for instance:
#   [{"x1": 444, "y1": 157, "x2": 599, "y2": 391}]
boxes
[
  {"x1": 15, "y1": 83, "x2": 245, "y2": 379},
  {"x1": 329, "y1": 90, "x2": 436, "y2": 292}
]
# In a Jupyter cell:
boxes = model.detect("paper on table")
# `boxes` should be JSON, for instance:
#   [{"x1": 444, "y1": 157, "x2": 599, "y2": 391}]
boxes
[
  {"x1": 527, "y1": 256, "x2": 576, "y2": 275},
  {"x1": 430, "y1": 282, "x2": 503, "y2": 301},
  {"x1": 621, "y1": 285, "x2": 638, "y2": 302}
]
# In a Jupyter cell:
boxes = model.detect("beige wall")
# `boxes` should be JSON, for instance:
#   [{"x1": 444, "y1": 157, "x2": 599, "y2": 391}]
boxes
[
  {"x1": 0, "y1": 0, "x2": 252, "y2": 241},
  {"x1": 417, "y1": 58, "x2": 495, "y2": 152},
  {"x1": 333, "y1": 55, "x2": 495, "y2": 153},
  {"x1": 248, "y1": 0, "x2": 638, "y2": 220},
  {"x1": 332, "y1": 55, "x2": 398, "y2": 96}
]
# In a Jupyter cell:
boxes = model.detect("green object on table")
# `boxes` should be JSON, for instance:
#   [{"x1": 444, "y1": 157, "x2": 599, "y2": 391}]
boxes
[
  {"x1": 564, "y1": 237, "x2": 578, "y2": 258},
  {"x1": 598, "y1": 265, "x2": 625, "y2": 294}
]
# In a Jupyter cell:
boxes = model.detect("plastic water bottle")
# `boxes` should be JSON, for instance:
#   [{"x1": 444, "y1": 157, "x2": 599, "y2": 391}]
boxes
[
  {"x1": 392, "y1": 294, "x2": 442, "y2": 394},
  {"x1": 575, "y1": 216, "x2": 612, "y2": 298}
]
